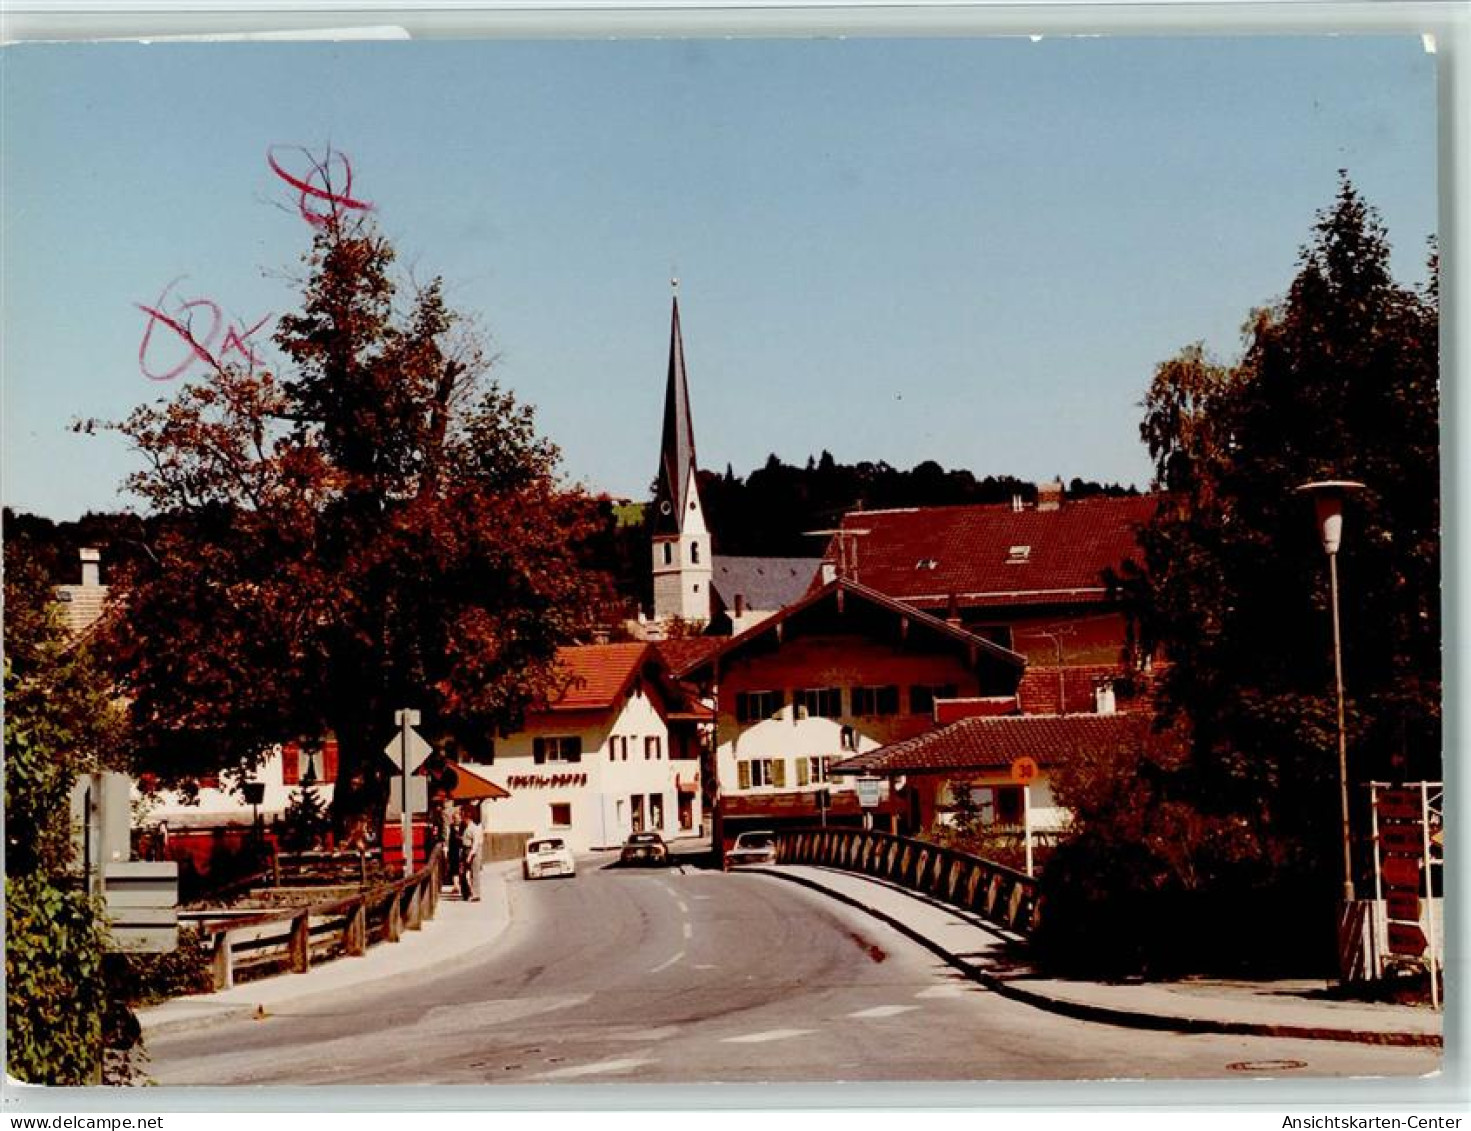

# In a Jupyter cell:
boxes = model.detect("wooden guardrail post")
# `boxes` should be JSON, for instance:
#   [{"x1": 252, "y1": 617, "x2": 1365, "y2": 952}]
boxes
[
  {"x1": 289, "y1": 911, "x2": 310, "y2": 974},
  {"x1": 271, "y1": 844, "x2": 281, "y2": 888},
  {"x1": 386, "y1": 890, "x2": 403, "y2": 942},
  {"x1": 211, "y1": 930, "x2": 234, "y2": 990},
  {"x1": 345, "y1": 899, "x2": 367, "y2": 956},
  {"x1": 405, "y1": 881, "x2": 424, "y2": 931}
]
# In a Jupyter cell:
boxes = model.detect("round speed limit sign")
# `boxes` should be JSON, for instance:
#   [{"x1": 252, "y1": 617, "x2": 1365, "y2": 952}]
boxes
[{"x1": 1010, "y1": 756, "x2": 1039, "y2": 784}]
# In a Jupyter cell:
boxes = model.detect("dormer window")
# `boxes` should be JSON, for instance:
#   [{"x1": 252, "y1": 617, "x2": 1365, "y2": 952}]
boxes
[
  {"x1": 915, "y1": 558, "x2": 938, "y2": 570},
  {"x1": 1006, "y1": 545, "x2": 1031, "y2": 564}
]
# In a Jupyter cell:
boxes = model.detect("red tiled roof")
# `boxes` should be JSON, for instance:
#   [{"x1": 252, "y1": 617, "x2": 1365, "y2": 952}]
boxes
[
  {"x1": 654, "y1": 636, "x2": 724, "y2": 675},
  {"x1": 671, "y1": 578, "x2": 1025, "y2": 680},
  {"x1": 831, "y1": 712, "x2": 1152, "y2": 775},
  {"x1": 546, "y1": 643, "x2": 652, "y2": 711},
  {"x1": 830, "y1": 495, "x2": 1160, "y2": 610}
]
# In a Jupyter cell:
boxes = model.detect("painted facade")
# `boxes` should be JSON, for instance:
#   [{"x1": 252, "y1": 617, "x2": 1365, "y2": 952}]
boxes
[
  {"x1": 673, "y1": 580, "x2": 1025, "y2": 842},
  {"x1": 461, "y1": 677, "x2": 701, "y2": 854}
]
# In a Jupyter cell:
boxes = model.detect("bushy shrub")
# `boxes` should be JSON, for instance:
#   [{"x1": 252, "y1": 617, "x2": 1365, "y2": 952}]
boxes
[{"x1": 5, "y1": 875, "x2": 110, "y2": 1084}]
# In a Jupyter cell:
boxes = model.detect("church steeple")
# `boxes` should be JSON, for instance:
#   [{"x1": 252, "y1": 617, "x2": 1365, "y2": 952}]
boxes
[
  {"x1": 651, "y1": 284, "x2": 712, "y2": 625},
  {"x1": 653, "y1": 288, "x2": 697, "y2": 536}
]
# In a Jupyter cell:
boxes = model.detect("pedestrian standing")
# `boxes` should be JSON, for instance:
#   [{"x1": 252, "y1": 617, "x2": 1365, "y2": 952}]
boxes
[
  {"x1": 446, "y1": 806, "x2": 463, "y2": 894},
  {"x1": 460, "y1": 804, "x2": 483, "y2": 902}
]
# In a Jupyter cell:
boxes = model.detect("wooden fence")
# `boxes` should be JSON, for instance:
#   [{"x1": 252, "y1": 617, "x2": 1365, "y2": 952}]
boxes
[
  {"x1": 774, "y1": 827, "x2": 1041, "y2": 936},
  {"x1": 180, "y1": 846, "x2": 444, "y2": 990}
]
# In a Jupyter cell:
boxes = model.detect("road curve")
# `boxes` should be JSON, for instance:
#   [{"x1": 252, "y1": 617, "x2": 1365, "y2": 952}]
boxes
[{"x1": 144, "y1": 856, "x2": 1440, "y2": 1086}]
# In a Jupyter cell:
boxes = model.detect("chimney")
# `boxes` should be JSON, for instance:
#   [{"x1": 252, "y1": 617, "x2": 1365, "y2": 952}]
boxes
[
  {"x1": 1011, "y1": 494, "x2": 1023, "y2": 513},
  {"x1": 945, "y1": 592, "x2": 961, "y2": 626},
  {"x1": 80, "y1": 548, "x2": 101, "y2": 588},
  {"x1": 1094, "y1": 680, "x2": 1117, "y2": 716},
  {"x1": 1037, "y1": 479, "x2": 1064, "y2": 512},
  {"x1": 734, "y1": 594, "x2": 746, "y2": 619}
]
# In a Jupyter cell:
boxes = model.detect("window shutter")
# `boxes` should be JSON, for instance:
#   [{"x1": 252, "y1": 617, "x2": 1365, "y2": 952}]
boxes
[
  {"x1": 567, "y1": 737, "x2": 582, "y2": 764},
  {"x1": 772, "y1": 759, "x2": 786, "y2": 788},
  {"x1": 797, "y1": 759, "x2": 810, "y2": 787},
  {"x1": 533, "y1": 738, "x2": 546, "y2": 764},
  {"x1": 282, "y1": 741, "x2": 301, "y2": 786},
  {"x1": 322, "y1": 737, "x2": 339, "y2": 782},
  {"x1": 738, "y1": 761, "x2": 751, "y2": 790}
]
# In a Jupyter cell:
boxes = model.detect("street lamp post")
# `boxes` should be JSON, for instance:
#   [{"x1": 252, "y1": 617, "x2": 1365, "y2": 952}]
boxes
[{"x1": 1296, "y1": 480, "x2": 1365, "y2": 906}]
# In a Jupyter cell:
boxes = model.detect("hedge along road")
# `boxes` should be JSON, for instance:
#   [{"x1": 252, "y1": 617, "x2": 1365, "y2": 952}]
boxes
[{"x1": 142, "y1": 855, "x2": 1440, "y2": 1088}]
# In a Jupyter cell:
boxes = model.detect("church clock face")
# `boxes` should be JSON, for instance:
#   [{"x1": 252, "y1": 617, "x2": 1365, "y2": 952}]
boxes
[{"x1": 660, "y1": 500, "x2": 672, "y2": 515}]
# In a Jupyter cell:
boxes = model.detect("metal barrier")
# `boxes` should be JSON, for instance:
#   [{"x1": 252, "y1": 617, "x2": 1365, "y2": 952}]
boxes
[
  {"x1": 182, "y1": 846, "x2": 444, "y2": 990},
  {"x1": 775, "y1": 827, "x2": 1041, "y2": 936}
]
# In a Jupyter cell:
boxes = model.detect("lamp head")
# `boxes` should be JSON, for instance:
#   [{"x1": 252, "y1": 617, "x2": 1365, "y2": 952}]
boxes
[{"x1": 1295, "y1": 480, "x2": 1366, "y2": 555}]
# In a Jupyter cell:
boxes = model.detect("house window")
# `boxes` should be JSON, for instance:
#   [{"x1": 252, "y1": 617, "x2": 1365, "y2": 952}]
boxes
[
  {"x1": 630, "y1": 794, "x2": 645, "y2": 832},
  {"x1": 796, "y1": 756, "x2": 831, "y2": 786},
  {"x1": 965, "y1": 785, "x2": 1025, "y2": 827},
  {"x1": 550, "y1": 802, "x2": 572, "y2": 828},
  {"x1": 795, "y1": 687, "x2": 843, "y2": 719},
  {"x1": 533, "y1": 736, "x2": 583, "y2": 764},
  {"x1": 644, "y1": 736, "x2": 662, "y2": 760},
  {"x1": 737, "y1": 758, "x2": 786, "y2": 789},
  {"x1": 851, "y1": 685, "x2": 900, "y2": 717},
  {"x1": 735, "y1": 689, "x2": 785, "y2": 724},
  {"x1": 910, "y1": 683, "x2": 960, "y2": 715},
  {"x1": 840, "y1": 725, "x2": 858, "y2": 751},
  {"x1": 650, "y1": 793, "x2": 665, "y2": 829}
]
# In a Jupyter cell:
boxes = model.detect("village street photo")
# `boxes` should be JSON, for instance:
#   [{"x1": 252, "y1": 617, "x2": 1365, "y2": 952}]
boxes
[{"x1": 1, "y1": 28, "x2": 1448, "y2": 1101}]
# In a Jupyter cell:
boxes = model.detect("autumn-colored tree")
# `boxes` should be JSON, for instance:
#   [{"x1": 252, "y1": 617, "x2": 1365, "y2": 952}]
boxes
[{"x1": 103, "y1": 203, "x2": 607, "y2": 833}]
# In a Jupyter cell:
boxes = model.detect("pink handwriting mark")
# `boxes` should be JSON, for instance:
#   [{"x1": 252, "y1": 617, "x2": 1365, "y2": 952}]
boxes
[
  {"x1": 136, "y1": 278, "x2": 270, "y2": 382},
  {"x1": 267, "y1": 145, "x2": 373, "y2": 229}
]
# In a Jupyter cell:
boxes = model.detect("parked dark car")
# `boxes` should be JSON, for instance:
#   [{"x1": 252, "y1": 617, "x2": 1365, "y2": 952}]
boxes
[{"x1": 619, "y1": 831, "x2": 670, "y2": 867}]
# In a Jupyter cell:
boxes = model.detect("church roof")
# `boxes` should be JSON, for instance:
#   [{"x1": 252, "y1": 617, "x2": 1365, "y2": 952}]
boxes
[
  {"x1": 652, "y1": 295, "x2": 698, "y2": 536},
  {"x1": 711, "y1": 555, "x2": 822, "y2": 614}
]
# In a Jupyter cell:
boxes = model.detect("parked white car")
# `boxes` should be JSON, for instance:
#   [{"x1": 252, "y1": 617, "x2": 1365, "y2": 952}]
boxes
[
  {"x1": 723, "y1": 830, "x2": 778, "y2": 870},
  {"x1": 523, "y1": 836, "x2": 576, "y2": 880}
]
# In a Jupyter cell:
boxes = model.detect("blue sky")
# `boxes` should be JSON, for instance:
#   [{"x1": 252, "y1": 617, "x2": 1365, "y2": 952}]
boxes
[{"x1": 2, "y1": 35, "x2": 1438, "y2": 520}]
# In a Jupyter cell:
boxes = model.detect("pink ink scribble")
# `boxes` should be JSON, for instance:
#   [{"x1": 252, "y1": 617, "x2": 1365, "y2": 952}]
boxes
[
  {"x1": 136, "y1": 278, "x2": 270, "y2": 382},
  {"x1": 267, "y1": 145, "x2": 373, "y2": 228}
]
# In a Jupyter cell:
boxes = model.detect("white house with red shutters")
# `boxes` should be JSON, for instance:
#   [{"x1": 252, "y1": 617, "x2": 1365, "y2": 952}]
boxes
[{"x1": 135, "y1": 736, "x2": 340, "y2": 832}]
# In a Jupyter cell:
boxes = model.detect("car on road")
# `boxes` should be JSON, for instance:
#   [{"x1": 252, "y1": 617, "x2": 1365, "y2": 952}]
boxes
[
  {"x1": 523, "y1": 836, "x2": 576, "y2": 880},
  {"x1": 619, "y1": 831, "x2": 670, "y2": 867},
  {"x1": 723, "y1": 830, "x2": 778, "y2": 870}
]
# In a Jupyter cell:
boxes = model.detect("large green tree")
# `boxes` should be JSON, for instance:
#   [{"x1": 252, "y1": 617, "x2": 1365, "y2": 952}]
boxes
[
  {"x1": 103, "y1": 206, "x2": 607, "y2": 832},
  {"x1": 1124, "y1": 174, "x2": 1440, "y2": 894}
]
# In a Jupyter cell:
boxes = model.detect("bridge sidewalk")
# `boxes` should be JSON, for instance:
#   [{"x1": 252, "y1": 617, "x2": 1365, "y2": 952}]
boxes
[
  {"x1": 758, "y1": 864, "x2": 1442, "y2": 1049},
  {"x1": 137, "y1": 861, "x2": 515, "y2": 1039}
]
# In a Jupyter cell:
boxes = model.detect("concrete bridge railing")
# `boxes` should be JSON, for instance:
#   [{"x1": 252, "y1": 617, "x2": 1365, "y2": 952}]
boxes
[
  {"x1": 181, "y1": 845, "x2": 445, "y2": 990},
  {"x1": 774, "y1": 827, "x2": 1041, "y2": 936}
]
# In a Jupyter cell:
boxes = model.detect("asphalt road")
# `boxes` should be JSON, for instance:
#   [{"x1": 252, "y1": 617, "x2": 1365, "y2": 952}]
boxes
[{"x1": 144, "y1": 854, "x2": 1441, "y2": 1086}]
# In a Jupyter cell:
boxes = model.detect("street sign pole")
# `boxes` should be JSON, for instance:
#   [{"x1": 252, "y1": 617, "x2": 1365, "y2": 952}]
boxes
[
  {"x1": 1023, "y1": 783, "x2": 1034, "y2": 878},
  {"x1": 397, "y1": 708, "x2": 421, "y2": 878},
  {"x1": 1421, "y1": 782, "x2": 1439, "y2": 1011}
]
